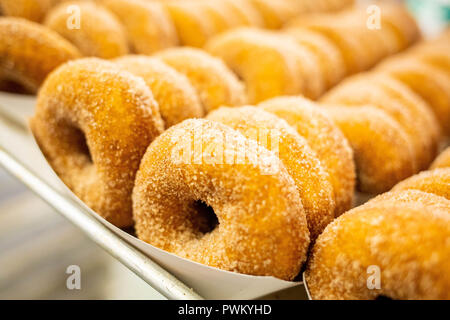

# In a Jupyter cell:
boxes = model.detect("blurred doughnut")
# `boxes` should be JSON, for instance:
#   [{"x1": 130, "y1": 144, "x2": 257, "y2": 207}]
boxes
[
  {"x1": 114, "y1": 55, "x2": 204, "y2": 128},
  {"x1": 156, "y1": 47, "x2": 246, "y2": 112},
  {"x1": 44, "y1": 1, "x2": 129, "y2": 58},
  {"x1": 101, "y1": 0, "x2": 177, "y2": 54},
  {"x1": 207, "y1": 106, "x2": 335, "y2": 239},
  {"x1": 133, "y1": 119, "x2": 310, "y2": 280},
  {"x1": 0, "y1": 0, "x2": 59, "y2": 22},
  {"x1": 259, "y1": 96, "x2": 355, "y2": 216},
  {"x1": 323, "y1": 105, "x2": 416, "y2": 194},
  {"x1": 0, "y1": 17, "x2": 81, "y2": 93},
  {"x1": 223, "y1": 0, "x2": 264, "y2": 27},
  {"x1": 430, "y1": 147, "x2": 450, "y2": 169},
  {"x1": 247, "y1": 0, "x2": 297, "y2": 29},
  {"x1": 30, "y1": 58, "x2": 164, "y2": 227}
]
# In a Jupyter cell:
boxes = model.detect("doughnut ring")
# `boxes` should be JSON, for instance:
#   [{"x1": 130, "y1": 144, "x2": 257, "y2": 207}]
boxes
[
  {"x1": 259, "y1": 96, "x2": 355, "y2": 216},
  {"x1": 101, "y1": 0, "x2": 178, "y2": 54},
  {"x1": 305, "y1": 197, "x2": 450, "y2": 299},
  {"x1": 114, "y1": 55, "x2": 204, "y2": 128},
  {"x1": 132, "y1": 119, "x2": 309, "y2": 280},
  {"x1": 0, "y1": 0, "x2": 58, "y2": 22},
  {"x1": 430, "y1": 147, "x2": 450, "y2": 169},
  {"x1": 0, "y1": 17, "x2": 81, "y2": 93},
  {"x1": 391, "y1": 168, "x2": 450, "y2": 200},
  {"x1": 44, "y1": 1, "x2": 129, "y2": 59},
  {"x1": 284, "y1": 28, "x2": 346, "y2": 88},
  {"x1": 30, "y1": 58, "x2": 164, "y2": 227},
  {"x1": 205, "y1": 28, "x2": 304, "y2": 103},
  {"x1": 207, "y1": 106, "x2": 335, "y2": 239},
  {"x1": 321, "y1": 74, "x2": 439, "y2": 170},
  {"x1": 377, "y1": 57, "x2": 450, "y2": 135},
  {"x1": 155, "y1": 47, "x2": 246, "y2": 113},
  {"x1": 323, "y1": 105, "x2": 416, "y2": 194}
]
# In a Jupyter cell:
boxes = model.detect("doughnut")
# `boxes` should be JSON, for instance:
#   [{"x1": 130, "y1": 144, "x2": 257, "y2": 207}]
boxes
[
  {"x1": 284, "y1": 28, "x2": 346, "y2": 88},
  {"x1": 206, "y1": 106, "x2": 335, "y2": 239},
  {"x1": 321, "y1": 74, "x2": 439, "y2": 170},
  {"x1": 323, "y1": 105, "x2": 416, "y2": 194},
  {"x1": 155, "y1": 47, "x2": 246, "y2": 113},
  {"x1": 377, "y1": 57, "x2": 450, "y2": 135},
  {"x1": 247, "y1": 0, "x2": 298, "y2": 29},
  {"x1": 44, "y1": 1, "x2": 129, "y2": 59},
  {"x1": 205, "y1": 28, "x2": 305, "y2": 103},
  {"x1": 0, "y1": 0, "x2": 59, "y2": 22},
  {"x1": 0, "y1": 17, "x2": 81, "y2": 93},
  {"x1": 30, "y1": 58, "x2": 164, "y2": 227},
  {"x1": 200, "y1": 0, "x2": 240, "y2": 34},
  {"x1": 100, "y1": 0, "x2": 178, "y2": 54},
  {"x1": 391, "y1": 168, "x2": 450, "y2": 200},
  {"x1": 431, "y1": 147, "x2": 450, "y2": 169},
  {"x1": 164, "y1": 0, "x2": 214, "y2": 47},
  {"x1": 132, "y1": 118, "x2": 310, "y2": 280},
  {"x1": 223, "y1": 0, "x2": 264, "y2": 27},
  {"x1": 259, "y1": 96, "x2": 355, "y2": 216},
  {"x1": 114, "y1": 55, "x2": 204, "y2": 128},
  {"x1": 305, "y1": 200, "x2": 450, "y2": 299}
]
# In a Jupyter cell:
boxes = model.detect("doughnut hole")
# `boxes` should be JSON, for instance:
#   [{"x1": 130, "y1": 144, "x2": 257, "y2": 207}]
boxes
[{"x1": 191, "y1": 200, "x2": 219, "y2": 235}]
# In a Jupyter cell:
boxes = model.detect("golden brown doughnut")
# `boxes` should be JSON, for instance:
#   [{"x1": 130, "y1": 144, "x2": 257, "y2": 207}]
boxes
[
  {"x1": 0, "y1": 0, "x2": 60, "y2": 22},
  {"x1": 323, "y1": 105, "x2": 416, "y2": 194},
  {"x1": 30, "y1": 58, "x2": 164, "y2": 227},
  {"x1": 306, "y1": 200, "x2": 450, "y2": 299},
  {"x1": 114, "y1": 55, "x2": 204, "y2": 128},
  {"x1": 132, "y1": 118, "x2": 310, "y2": 280},
  {"x1": 0, "y1": 17, "x2": 81, "y2": 93},
  {"x1": 430, "y1": 147, "x2": 450, "y2": 169},
  {"x1": 155, "y1": 47, "x2": 246, "y2": 112},
  {"x1": 44, "y1": 1, "x2": 129, "y2": 59},
  {"x1": 391, "y1": 168, "x2": 450, "y2": 200},
  {"x1": 321, "y1": 74, "x2": 439, "y2": 170},
  {"x1": 101, "y1": 0, "x2": 178, "y2": 54},
  {"x1": 377, "y1": 57, "x2": 450, "y2": 135},
  {"x1": 207, "y1": 106, "x2": 335, "y2": 239},
  {"x1": 284, "y1": 28, "x2": 346, "y2": 88},
  {"x1": 205, "y1": 28, "x2": 309, "y2": 103},
  {"x1": 259, "y1": 96, "x2": 355, "y2": 216}
]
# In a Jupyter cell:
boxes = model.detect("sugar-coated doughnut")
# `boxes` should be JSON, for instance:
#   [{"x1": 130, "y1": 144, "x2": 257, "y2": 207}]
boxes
[
  {"x1": 132, "y1": 119, "x2": 310, "y2": 280},
  {"x1": 0, "y1": 17, "x2": 81, "y2": 93},
  {"x1": 377, "y1": 57, "x2": 450, "y2": 135},
  {"x1": 321, "y1": 74, "x2": 439, "y2": 170},
  {"x1": 101, "y1": 0, "x2": 178, "y2": 54},
  {"x1": 30, "y1": 58, "x2": 164, "y2": 227},
  {"x1": 391, "y1": 168, "x2": 450, "y2": 200},
  {"x1": 259, "y1": 96, "x2": 355, "y2": 216},
  {"x1": 207, "y1": 106, "x2": 334, "y2": 239},
  {"x1": 306, "y1": 200, "x2": 450, "y2": 299},
  {"x1": 44, "y1": 1, "x2": 129, "y2": 59},
  {"x1": 323, "y1": 105, "x2": 415, "y2": 194},
  {"x1": 284, "y1": 28, "x2": 346, "y2": 88},
  {"x1": 114, "y1": 55, "x2": 204, "y2": 128},
  {"x1": 156, "y1": 47, "x2": 246, "y2": 112},
  {"x1": 0, "y1": 0, "x2": 59, "y2": 22},
  {"x1": 205, "y1": 28, "x2": 304, "y2": 103},
  {"x1": 431, "y1": 147, "x2": 450, "y2": 169}
]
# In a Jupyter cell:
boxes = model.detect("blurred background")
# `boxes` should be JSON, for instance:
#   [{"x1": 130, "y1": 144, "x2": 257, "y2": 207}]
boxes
[{"x1": 0, "y1": 0, "x2": 449, "y2": 300}]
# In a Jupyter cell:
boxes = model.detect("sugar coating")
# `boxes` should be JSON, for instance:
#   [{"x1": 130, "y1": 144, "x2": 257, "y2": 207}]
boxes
[
  {"x1": 259, "y1": 96, "x2": 355, "y2": 216},
  {"x1": 0, "y1": 17, "x2": 81, "y2": 92},
  {"x1": 44, "y1": 1, "x2": 129, "y2": 59},
  {"x1": 323, "y1": 104, "x2": 416, "y2": 194},
  {"x1": 207, "y1": 106, "x2": 334, "y2": 240},
  {"x1": 156, "y1": 47, "x2": 246, "y2": 112},
  {"x1": 132, "y1": 119, "x2": 310, "y2": 280},
  {"x1": 306, "y1": 200, "x2": 450, "y2": 300},
  {"x1": 30, "y1": 58, "x2": 164, "y2": 227},
  {"x1": 114, "y1": 55, "x2": 204, "y2": 128},
  {"x1": 101, "y1": 0, "x2": 178, "y2": 54},
  {"x1": 431, "y1": 147, "x2": 450, "y2": 170}
]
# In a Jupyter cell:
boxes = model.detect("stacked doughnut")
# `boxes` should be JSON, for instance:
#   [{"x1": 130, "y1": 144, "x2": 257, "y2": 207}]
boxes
[
  {"x1": 305, "y1": 150, "x2": 450, "y2": 299},
  {"x1": 205, "y1": 3, "x2": 419, "y2": 103}
]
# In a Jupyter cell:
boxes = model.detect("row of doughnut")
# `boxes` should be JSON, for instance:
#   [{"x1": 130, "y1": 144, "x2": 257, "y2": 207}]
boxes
[{"x1": 306, "y1": 148, "x2": 450, "y2": 299}]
